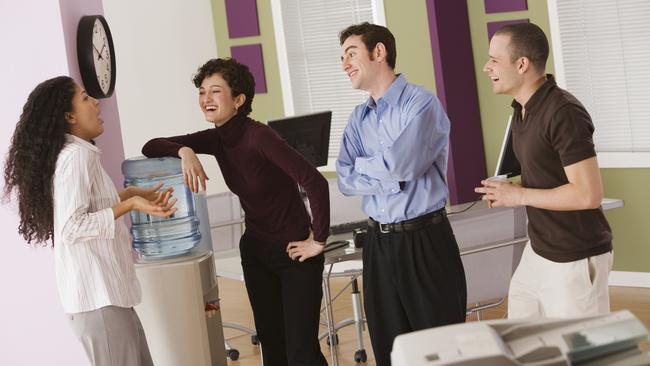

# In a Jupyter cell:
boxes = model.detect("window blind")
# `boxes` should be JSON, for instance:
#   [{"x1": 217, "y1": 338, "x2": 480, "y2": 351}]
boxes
[
  {"x1": 550, "y1": 0, "x2": 650, "y2": 154},
  {"x1": 273, "y1": 0, "x2": 382, "y2": 159}
]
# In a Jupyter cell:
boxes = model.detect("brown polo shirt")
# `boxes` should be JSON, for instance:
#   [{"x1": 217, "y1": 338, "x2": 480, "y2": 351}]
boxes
[{"x1": 511, "y1": 75, "x2": 612, "y2": 262}]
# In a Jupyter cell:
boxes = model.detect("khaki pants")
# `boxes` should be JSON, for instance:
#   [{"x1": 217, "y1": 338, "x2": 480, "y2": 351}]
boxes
[
  {"x1": 508, "y1": 242, "x2": 613, "y2": 319},
  {"x1": 67, "y1": 306, "x2": 154, "y2": 366}
]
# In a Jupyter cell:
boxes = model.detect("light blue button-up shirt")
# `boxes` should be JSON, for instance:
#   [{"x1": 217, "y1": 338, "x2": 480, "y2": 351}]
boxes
[{"x1": 336, "y1": 74, "x2": 450, "y2": 224}]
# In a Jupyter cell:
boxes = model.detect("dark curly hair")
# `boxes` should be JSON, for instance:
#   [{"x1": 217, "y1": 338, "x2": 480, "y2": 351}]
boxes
[
  {"x1": 192, "y1": 58, "x2": 255, "y2": 117},
  {"x1": 339, "y1": 22, "x2": 397, "y2": 70},
  {"x1": 3, "y1": 76, "x2": 76, "y2": 245}
]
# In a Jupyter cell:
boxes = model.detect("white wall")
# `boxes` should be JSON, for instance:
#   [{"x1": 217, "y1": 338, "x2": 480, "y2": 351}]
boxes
[
  {"x1": 103, "y1": 0, "x2": 229, "y2": 193},
  {"x1": 0, "y1": 1, "x2": 87, "y2": 364}
]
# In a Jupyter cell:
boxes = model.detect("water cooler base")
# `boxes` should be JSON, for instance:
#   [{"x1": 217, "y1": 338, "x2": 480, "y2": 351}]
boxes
[{"x1": 134, "y1": 251, "x2": 226, "y2": 366}]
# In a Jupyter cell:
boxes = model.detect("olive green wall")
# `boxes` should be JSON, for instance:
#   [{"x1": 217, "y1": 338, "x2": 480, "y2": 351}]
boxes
[
  {"x1": 600, "y1": 169, "x2": 650, "y2": 272},
  {"x1": 210, "y1": 0, "x2": 649, "y2": 272},
  {"x1": 384, "y1": 0, "x2": 436, "y2": 93}
]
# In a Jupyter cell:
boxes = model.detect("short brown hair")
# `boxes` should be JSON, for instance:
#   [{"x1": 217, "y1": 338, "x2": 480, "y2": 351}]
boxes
[
  {"x1": 192, "y1": 58, "x2": 255, "y2": 117},
  {"x1": 339, "y1": 22, "x2": 397, "y2": 69},
  {"x1": 494, "y1": 22, "x2": 549, "y2": 73}
]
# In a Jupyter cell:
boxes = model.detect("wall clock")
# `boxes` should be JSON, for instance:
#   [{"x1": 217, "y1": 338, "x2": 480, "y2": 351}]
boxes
[{"x1": 76, "y1": 15, "x2": 116, "y2": 98}]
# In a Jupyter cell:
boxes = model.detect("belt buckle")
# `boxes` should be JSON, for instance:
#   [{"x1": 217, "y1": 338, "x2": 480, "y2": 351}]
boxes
[{"x1": 379, "y1": 223, "x2": 391, "y2": 234}]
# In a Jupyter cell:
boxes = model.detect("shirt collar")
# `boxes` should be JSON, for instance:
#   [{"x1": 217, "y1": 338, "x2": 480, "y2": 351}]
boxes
[
  {"x1": 511, "y1": 74, "x2": 556, "y2": 114},
  {"x1": 65, "y1": 133, "x2": 100, "y2": 153},
  {"x1": 362, "y1": 74, "x2": 407, "y2": 116}
]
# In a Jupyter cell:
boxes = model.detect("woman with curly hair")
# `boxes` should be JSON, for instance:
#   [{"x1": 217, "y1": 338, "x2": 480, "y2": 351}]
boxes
[
  {"x1": 142, "y1": 58, "x2": 330, "y2": 365},
  {"x1": 3, "y1": 76, "x2": 177, "y2": 366}
]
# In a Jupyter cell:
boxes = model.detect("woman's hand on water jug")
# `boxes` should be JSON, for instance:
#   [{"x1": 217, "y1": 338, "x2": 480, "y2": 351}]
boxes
[
  {"x1": 121, "y1": 183, "x2": 173, "y2": 202},
  {"x1": 130, "y1": 189, "x2": 178, "y2": 218},
  {"x1": 178, "y1": 147, "x2": 209, "y2": 193}
]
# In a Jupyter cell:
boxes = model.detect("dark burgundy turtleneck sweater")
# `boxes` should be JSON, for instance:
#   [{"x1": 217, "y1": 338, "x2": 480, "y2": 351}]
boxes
[{"x1": 142, "y1": 115, "x2": 330, "y2": 243}]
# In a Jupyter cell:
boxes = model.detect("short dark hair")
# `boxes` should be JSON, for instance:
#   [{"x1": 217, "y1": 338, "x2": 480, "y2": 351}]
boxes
[
  {"x1": 339, "y1": 22, "x2": 397, "y2": 69},
  {"x1": 192, "y1": 58, "x2": 255, "y2": 117},
  {"x1": 494, "y1": 22, "x2": 549, "y2": 73}
]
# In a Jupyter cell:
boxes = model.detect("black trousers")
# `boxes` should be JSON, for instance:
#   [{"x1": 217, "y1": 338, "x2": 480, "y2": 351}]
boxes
[
  {"x1": 363, "y1": 216, "x2": 467, "y2": 366},
  {"x1": 240, "y1": 231, "x2": 328, "y2": 366}
]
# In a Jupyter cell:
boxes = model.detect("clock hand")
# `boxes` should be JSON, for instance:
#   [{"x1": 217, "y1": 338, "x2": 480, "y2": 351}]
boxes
[{"x1": 93, "y1": 43, "x2": 104, "y2": 61}]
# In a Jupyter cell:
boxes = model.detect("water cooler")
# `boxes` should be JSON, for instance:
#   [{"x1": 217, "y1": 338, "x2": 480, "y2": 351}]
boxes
[{"x1": 122, "y1": 157, "x2": 227, "y2": 366}]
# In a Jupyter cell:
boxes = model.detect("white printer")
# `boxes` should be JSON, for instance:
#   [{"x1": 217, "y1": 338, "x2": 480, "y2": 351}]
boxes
[{"x1": 392, "y1": 310, "x2": 649, "y2": 366}]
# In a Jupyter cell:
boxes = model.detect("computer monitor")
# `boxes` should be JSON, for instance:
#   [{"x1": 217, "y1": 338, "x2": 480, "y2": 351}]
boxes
[
  {"x1": 494, "y1": 115, "x2": 521, "y2": 178},
  {"x1": 268, "y1": 111, "x2": 332, "y2": 168}
]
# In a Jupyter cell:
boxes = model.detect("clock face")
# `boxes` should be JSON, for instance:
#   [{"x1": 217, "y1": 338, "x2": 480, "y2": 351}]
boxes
[
  {"x1": 77, "y1": 15, "x2": 116, "y2": 98},
  {"x1": 92, "y1": 19, "x2": 112, "y2": 95}
]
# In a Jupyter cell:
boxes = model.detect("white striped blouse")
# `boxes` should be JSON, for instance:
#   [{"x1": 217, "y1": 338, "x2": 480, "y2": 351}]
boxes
[{"x1": 53, "y1": 134, "x2": 141, "y2": 314}]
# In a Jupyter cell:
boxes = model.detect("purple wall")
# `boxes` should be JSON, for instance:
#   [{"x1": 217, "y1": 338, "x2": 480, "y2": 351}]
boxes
[
  {"x1": 426, "y1": 0, "x2": 487, "y2": 204},
  {"x1": 487, "y1": 18, "x2": 530, "y2": 39},
  {"x1": 59, "y1": 0, "x2": 126, "y2": 188},
  {"x1": 231, "y1": 44, "x2": 268, "y2": 93},
  {"x1": 484, "y1": 0, "x2": 528, "y2": 13},
  {"x1": 225, "y1": 0, "x2": 260, "y2": 38}
]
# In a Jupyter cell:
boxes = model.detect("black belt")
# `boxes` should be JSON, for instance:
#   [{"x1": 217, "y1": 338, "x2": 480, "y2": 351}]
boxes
[{"x1": 368, "y1": 208, "x2": 447, "y2": 234}]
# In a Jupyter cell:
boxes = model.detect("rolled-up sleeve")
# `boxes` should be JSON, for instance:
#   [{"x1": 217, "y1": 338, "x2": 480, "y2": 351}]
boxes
[
  {"x1": 55, "y1": 149, "x2": 115, "y2": 245},
  {"x1": 61, "y1": 207, "x2": 115, "y2": 243}
]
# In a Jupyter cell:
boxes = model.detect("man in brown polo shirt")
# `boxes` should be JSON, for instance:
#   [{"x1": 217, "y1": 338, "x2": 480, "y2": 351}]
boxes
[{"x1": 475, "y1": 23, "x2": 613, "y2": 319}]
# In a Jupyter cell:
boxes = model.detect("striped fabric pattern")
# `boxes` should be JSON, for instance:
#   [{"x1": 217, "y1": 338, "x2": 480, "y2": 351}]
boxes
[{"x1": 53, "y1": 134, "x2": 141, "y2": 314}]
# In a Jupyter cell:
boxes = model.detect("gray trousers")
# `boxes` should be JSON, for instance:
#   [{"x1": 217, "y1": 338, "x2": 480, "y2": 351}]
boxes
[{"x1": 67, "y1": 306, "x2": 154, "y2": 366}]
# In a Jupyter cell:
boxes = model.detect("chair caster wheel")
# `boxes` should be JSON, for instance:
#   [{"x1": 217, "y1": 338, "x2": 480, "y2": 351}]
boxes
[
  {"x1": 354, "y1": 349, "x2": 367, "y2": 363},
  {"x1": 326, "y1": 334, "x2": 339, "y2": 346},
  {"x1": 227, "y1": 349, "x2": 240, "y2": 361}
]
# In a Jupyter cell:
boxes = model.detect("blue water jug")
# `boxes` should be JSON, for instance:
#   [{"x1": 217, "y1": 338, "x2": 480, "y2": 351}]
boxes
[{"x1": 121, "y1": 157, "x2": 201, "y2": 259}]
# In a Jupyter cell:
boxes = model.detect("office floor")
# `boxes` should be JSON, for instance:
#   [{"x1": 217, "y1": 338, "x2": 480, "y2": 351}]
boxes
[{"x1": 217, "y1": 277, "x2": 650, "y2": 366}]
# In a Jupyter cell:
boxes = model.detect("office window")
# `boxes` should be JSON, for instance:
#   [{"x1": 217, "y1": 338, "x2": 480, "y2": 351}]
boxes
[
  {"x1": 271, "y1": 0, "x2": 386, "y2": 163},
  {"x1": 548, "y1": 0, "x2": 650, "y2": 167}
]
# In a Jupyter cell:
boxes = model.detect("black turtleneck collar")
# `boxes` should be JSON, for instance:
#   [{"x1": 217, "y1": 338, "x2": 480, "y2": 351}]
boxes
[{"x1": 214, "y1": 113, "x2": 248, "y2": 146}]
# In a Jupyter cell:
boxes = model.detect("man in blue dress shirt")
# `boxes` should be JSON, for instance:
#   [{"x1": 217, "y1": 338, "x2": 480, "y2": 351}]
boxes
[{"x1": 336, "y1": 22, "x2": 467, "y2": 366}]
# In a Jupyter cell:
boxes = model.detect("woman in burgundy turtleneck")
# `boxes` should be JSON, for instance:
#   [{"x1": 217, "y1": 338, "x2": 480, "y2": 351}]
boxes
[{"x1": 142, "y1": 58, "x2": 329, "y2": 366}]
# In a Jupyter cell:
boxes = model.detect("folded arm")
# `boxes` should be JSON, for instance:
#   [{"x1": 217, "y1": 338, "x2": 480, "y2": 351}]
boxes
[
  {"x1": 336, "y1": 119, "x2": 401, "y2": 196},
  {"x1": 354, "y1": 95, "x2": 450, "y2": 182}
]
